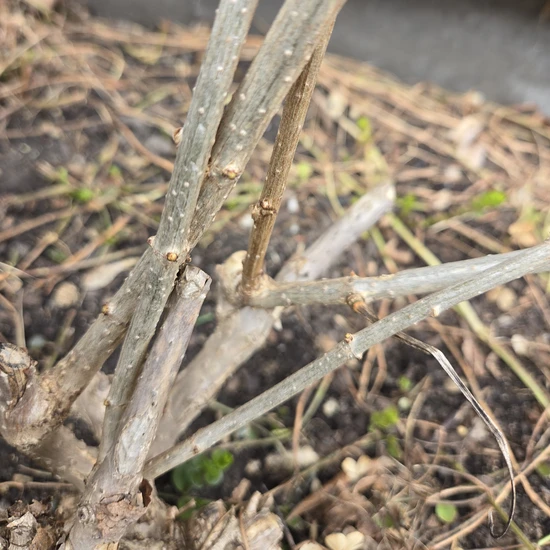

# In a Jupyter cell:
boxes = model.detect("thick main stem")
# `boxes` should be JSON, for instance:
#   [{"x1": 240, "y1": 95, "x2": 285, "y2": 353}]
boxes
[
  {"x1": 102, "y1": 0, "x2": 258, "y2": 460},
  {"x1": 240, "y1": 19, "x2": 335, "y2": 296},
  {"x1": 68, "y1": 267, "x2": 210, "y2": 548}
]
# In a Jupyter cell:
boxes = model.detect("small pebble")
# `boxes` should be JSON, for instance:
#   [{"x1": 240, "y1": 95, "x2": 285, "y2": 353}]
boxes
[
  {"x1": 239, "y1": 215, "x2": 254, "y2": 229},
  {"x1": 443, "y1": 164, "x2": 463, "y2": 184},
  {"x1": 457, "y1": 425, "x2": 468, "y2": 437},
  {"x1": 28, "y1": 334, "x2": 47, "y2": 350},
  {"x1": 398, "y1": 396, "x2": 411, "y2": 411},
  {"x1": 322, "y1": 397, "x2": 340, "y2": 418},
  {"x1": 289, "y1": 223, "x2": 299, "y2": 235},
  {"x1": 51, "y1": 282, "x2": 80, "y2": 309},
  {"x1": 287, "y1": 195, "x2": 299, "y2": 214},
  {"x1": 511, "y1": 334, "x2": 530, "y2": 356},
  {"x1": 495, "y1": 287, "x2": 517, "y2": 311},
  {"x1": 265, "y1": 446, "x2": 319, "y2": 473},
  {"x1": 244, "y1": 459, "x2": 261, "y2": 477}
]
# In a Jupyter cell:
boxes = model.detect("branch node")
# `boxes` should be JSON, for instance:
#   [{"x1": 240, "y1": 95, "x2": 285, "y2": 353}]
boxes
[
  {"x1": 166, "y1": 252, "x2": 178, "y2": 262},
  {"x1": 222, "y1": 163, "x2": 241, "y2": 180},
  {"x1": 173, "y1": 127, "x2": 183, "y2": 146}
]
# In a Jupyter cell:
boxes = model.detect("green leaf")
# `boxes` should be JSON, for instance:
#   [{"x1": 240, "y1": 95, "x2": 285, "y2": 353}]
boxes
[
  {"x1": 369, "y1": 405, "x2": 399, "y2": 431},
  {"x1": 471, "y1": 190, "x2": 506, "y2": 212},
  {"x1": 71, "y1": 188, "x2": 95, "y2": 203},
  {"x1": 398, "y1": 376, "x2": 412, "y2": 392},
  {"x1": 55, "y1": 167, "x2": 70, "y2": 185},
  {"x1": 202, "y1": 460, "x2": 224, "y2": 486},
  {"x1": 435, "y1": 502, "x2": 458, "y2": 524},
  {"x1": 537, "y1": 462, "x2": 550, "y2": 478},
  {"x1": 356, "y1": 116, "x2": 371, "y2": 132},
  {"x1": 171, "y1": 464, "x2": 192, "y2": 493},
  {"x1": 356, "y1": 116, "x2": 372, "y2": 142},
  {"x1": 385, "y1": 434, "x2": 403, "y2": 459},
  {"x1": 108, "y1": 165, "x2": 122, "y2": 178},
  {"x1": 46, "y1": 247, "x2": 68, "y2": 264},
  {"x1": 296, "y1": 161, "x2": 313, "y2": 181},
  {"x1": 397, "y1": 193, "x2": 419, "y2": 216},
  {"x1": 196, "y1": 312, "x2": 215, "y2": 326},
  {"x1": 211, "y1": 449, "x2": 234, "y2": 470}
]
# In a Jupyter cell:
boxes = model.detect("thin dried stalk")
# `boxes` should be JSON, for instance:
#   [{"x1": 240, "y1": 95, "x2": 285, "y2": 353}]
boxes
[
  {"x1": 240, "y1": 19, "x2": 335, "y2": 296},
  {"x1": 68, "y1": 267, "x2": 210, "y2": 548},
  {"x1": 246, "y1": 248, "x2": 550, "y2": 308},
  {"x1": 151, "y1": 181, "x2": 394, "y2": 456},
  {"x1": 145, "y1": 240, "x2": 550, "y2": 482},
  {"x1": 278, "y1": 182, "x2": 395, "y2": 282}
]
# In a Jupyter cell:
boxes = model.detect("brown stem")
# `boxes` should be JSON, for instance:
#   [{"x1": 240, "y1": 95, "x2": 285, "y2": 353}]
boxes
[{"x1": 240, "y1": 19, "x2": 336, "y2": 296}]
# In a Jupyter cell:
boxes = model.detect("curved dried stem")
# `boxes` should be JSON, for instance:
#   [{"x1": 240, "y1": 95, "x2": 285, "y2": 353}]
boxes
[{"x1": 347, "y1": 296, "x2": 515, "y2": 538}]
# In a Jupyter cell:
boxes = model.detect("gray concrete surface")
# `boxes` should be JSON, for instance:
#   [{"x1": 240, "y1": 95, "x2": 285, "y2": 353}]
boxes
[{"x1": 85, "y1": 0, "x2": 550, "y2": 113}]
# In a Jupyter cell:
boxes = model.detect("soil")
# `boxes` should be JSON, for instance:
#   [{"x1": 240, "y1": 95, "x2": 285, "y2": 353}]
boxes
[{"x1": 1, "y1": 2, "x2": 550, "y2": 548}]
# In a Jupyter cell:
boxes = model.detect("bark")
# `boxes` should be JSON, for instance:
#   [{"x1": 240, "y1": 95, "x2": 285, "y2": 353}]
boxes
[
  {"x1": 67, "y1": 267, "x2": 210, "y2": 548},
  {"x1": 145, "y1": 239, "x2": 550, "y2": 479},
  {"x1": 245, "y1": 248, "x2": 550, "y2": 308},
  {"x1": 241, "y1": 20, "x2": 335, "y2": 295},
  {"x1": 150, "y1": 181, "x2": 394, "y2": 456},
  {"x1": 99, "y1": 0, "x2": 258, "y2": 459},
  {"x1": 0, "y1": 0, "x2": 347, "y2": 456}
]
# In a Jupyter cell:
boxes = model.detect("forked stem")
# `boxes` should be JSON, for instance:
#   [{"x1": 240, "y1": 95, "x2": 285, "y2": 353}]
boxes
[{"x1": 240, "y1": 18, "x2": 336, "y2": 296}]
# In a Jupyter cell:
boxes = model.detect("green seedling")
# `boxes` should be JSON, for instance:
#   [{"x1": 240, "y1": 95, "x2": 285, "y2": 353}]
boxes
[
  {"x1": 369, "y1": 405, "x2": 402, "y2": 458},
  {"x1": 108, "y1": 165, "x2": 122, "y2": 178},
  {"x1": 46, "y1": 246, "x2": 68, "y2": 264},
  {"x1": 369, "y1": 405, "x2": 399, "y2": 432},
  {"x1": 470, "y1": 189, "x2": 507, "y2": 212},
  {"x1": 295, "y1": 161, "x2": 314, "y2": 182},
  {"x1": 356, "y1": 116, "x2": 372, "y2": 142},
  {"x1": 435, "y1": 502, "x2": 458, "y2": 524},
  {"x1": 170, "y1": 449, "x2": 234, "y2": 520},
  {"x1": 171, "y1": 449, "x2": 234, "y2": 494},
  {"x1": 70, "y1": 188, "x2": 95, "y2": 204},
  {"x1": 54, "y1": 167, "x2": 70, "y2": 185},
  {"x1": 536, "y1": 462, "x2": 550, "y2": 478},
  {"x1": 398, "y1": 376, "x2": 412, "y2": 392},
  {"x1": 397, "y1": 193, "x2": 421, "y2": 217}
]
